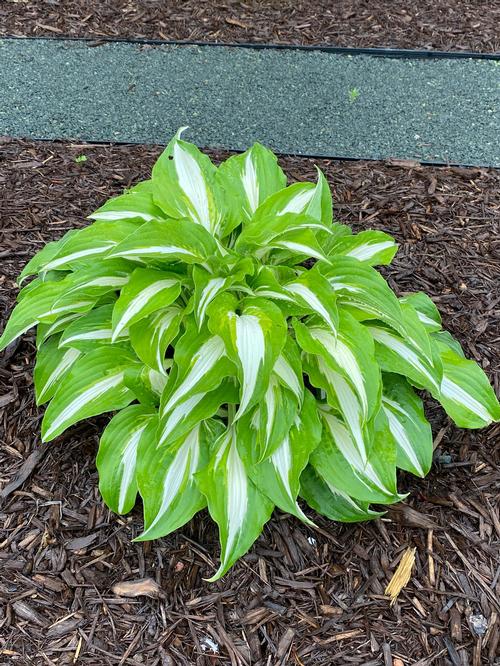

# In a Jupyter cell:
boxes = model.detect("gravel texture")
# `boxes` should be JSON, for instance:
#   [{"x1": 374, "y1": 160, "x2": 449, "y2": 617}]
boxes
[{"x1": 1, "y1": 38, "x2": 499, "y2": 166}]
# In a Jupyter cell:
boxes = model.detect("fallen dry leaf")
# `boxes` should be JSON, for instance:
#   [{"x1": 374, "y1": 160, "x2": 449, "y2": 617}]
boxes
[
  {"x1": 385, "y1": 547, "x2": 416, "y2": 605},
  {"x1": 112, "y1": 578, "x2": 164, "y2": 599}
]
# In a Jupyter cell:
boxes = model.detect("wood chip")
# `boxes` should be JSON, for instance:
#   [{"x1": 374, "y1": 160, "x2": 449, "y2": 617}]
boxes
[{"x1": 112, "y1": 578, "x2": 164, "y2": 599}]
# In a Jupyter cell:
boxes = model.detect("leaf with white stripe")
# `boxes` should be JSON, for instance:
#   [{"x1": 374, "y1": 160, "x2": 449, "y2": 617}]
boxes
[
  {"x1": 319, "y1": 257, "x2": 405, "y2": 335},
  {"x1": 435, "y1": 347, "x2": 500, "y2": 428},
  {"x1": 59, "y1": 304, "x2": 126, "y2": 351},
  {"x1": 284, "y1": 268, "x2": 338, "y2": 334},
  {"x1": 310, "y1": 407, "x2": 404, "y2": 504},
  {"x1": 36, "y1": 311, "x2": 83, "y2": 348},
  {"x1": 111, "y1": 268, "x2": 182, "y2": 342},
  {"x1": 400, "y1": 292, "x2": 442, "y2": 333},
  {"x1": 34, "y1": 335, "x2": 82, "y2": 404},
  {"x1": 295, "y1": 310, "x2": 381, "y2": 421},
  {"x1": 36, "y1": 220, "x2": 143, "y2": 273},
  {"x1": 136, "y1": 422, "x2": 215, "y2": 541},
  {"x1": 236, "y1": 374, "x2": 299, "y2": 463},
  {"x1": 106, "y1": 217, "x2": 218, "y2": 265},
  {"x1": 382, "y1": 373, "x2": 433, "y2": 477},
  {"x1": 18, "y1": 231, "x2": 79, "y2": 284},
  {"x1": 196, "y1": 425, "x2": 274, "y2": 580},
  {"x1": 96, "y1": 404, "x2": 157, "y2": 514},
  {"x1": 160, "y1": 323, "x2": 235, "y2": 419},
  {"x1": 329, "y1": 229, "x2": 398, "y2": 266},
  {"x1": 247, "y1": 389, "x2": 322, "y2": 523},
  {"x1": 216, "y1": 142, "x2": 287, "y2": 229},
  {"x1": 300, "y1": 466, "x2": 383, "y2": 522},
  {"x1": 89, "y1": 181, "x2": 165, "y2": 222},
  {"x1": 152, "y1": 130, "x2": 223, "y2": 235},
  {"x1": 41, "y1": 347, "x2": 139, "y2": 441},
  {"x1": 158, "y1": 379, "x2": 238, "y2": 449},
  {"x1": 0, "y1": 279, "x2": 95, "y2": 352},
  {"x1": 207, "y1": 295, "x2": 287, "y2": 418},
  {"x1": 129, "y1": 306, "x2": 183, "y2": 374},
  {"x1": 368, "y1": 323, "x2": 442, "y2": 394},
  {"x1": 273, "y1": 337, "x2": 304, "y2": 404}
]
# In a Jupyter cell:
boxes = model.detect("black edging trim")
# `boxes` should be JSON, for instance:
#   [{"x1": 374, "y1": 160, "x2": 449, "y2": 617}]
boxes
[
  {"x1": 1, "y1": 34, "x2": 499, "y2": 60},
  {"x1": 18, "y1": 136, "x2": 493, "y2": 170}
]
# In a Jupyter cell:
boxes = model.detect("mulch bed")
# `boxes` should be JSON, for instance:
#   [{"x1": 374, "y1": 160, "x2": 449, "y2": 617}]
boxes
[
  {"x1": 1, "y1": 0, "x2": 500, "y2": 52},
  {"x1": 0, "y1": 139, "x2": 499, "y2": 665}
]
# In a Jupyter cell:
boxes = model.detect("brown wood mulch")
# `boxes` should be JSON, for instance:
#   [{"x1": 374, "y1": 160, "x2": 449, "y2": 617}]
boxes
[
  {"x1": 0, "y1": 139, "x2": 499, "y2": 664},
  {"x1": 1, "y1": 0, "x2": 500, "y2": 53}
]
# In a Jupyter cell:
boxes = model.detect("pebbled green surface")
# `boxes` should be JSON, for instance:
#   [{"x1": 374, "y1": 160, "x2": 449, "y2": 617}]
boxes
[{"x1": 0, "y1": 38, "x2": 499, "y2": 165}]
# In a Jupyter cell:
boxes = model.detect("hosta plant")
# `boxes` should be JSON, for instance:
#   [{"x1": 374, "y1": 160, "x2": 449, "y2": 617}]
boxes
[{"x1": 1, "y1": 130, "x2": 499, "y2": 580}]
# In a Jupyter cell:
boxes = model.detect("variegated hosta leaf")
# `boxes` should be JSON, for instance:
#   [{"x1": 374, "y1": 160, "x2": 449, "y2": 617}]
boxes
[
  {"x1": 283, "y1": 268, "x2": 338, "y2": 334},
  {"x1": 58, "y1": 304, "x2": 126, "y2": 351},
  {"x1": 328, "y1": 229, "x2": 398, "y2": 266},
  {"x1": 160, "y1": 322, "x2": 234, "y2": 413},
  {"x1": 158, "y1": 379, "x2": 238, "y2": 449},
  {"x1": 196, "y1": 425, "x2": 274, "y2": 581},
  {"x1": 273, "y1": 337, "x2": 304, "y2": 404},
  {"x1": 89, "y1": 180, "x2": 166, "y2": 222},
  {"x1": 207, "y1": 295, "x2": 287, "y2": 418},
  {"x1": 311, "y1": 407, "x2": 404, "y2": 504},
  {"x1": 136, "y1": 422, "x2": 215, "y2": 541},
  {"x1": 247, "y1": 389, "x2": 322, "y2": 524},
  {"x1": 36, "y1": 311, "x2": 82, "y2": 348},
  {"x1": 35, "y1": 220, "x2": 143, "y2": 274},
  {"x1": 215, "y1": 141, "x2": 287, "y2": 229},
  {"x1": 41, "y1": 347, "x2": 139, "y2": 441},
  {"x1": 34, "y1": 335, "x2": 82, "y2": 404},
  {"x1": 319, "y1": 256, "x2": 405, "y2": 335},
  {"x1": 18, "y1": 231, "x2": 79, "y2": 284},
  {"x1": 382, "y1": 373, "x2": 433, "y2": 477},
  {"x1": 400, "y1": 292, "x2": 442, "y2": 332},
  {"x1": 111, "y1": 268, "x2": 182, "y2": 341},
  {"x1": 0, "y1": 279, "x2": 95, "y2": 352},
  {"x1": 129, "y1": 306, "x2": 183, "y2": 374},
  {"x1": 368, "y1": 322, "x2": 442, "y2": 394},
  {"x1": 152, "y1": 129, "x2": 223, "y2": 236},
  {"x1": 236, "y1": 375, "x2": 299, "y2": 463},
  {"x1": 435, "y1": 347, "x2": 500, "y2": 428},
  {"x1": 96, "y1": 404, "x2": 157, "y2": 514},
  {"x1": 304, "y1": 354, "x2": 372, "y2": 465},
  {"x1": 295, "y1": 310, "x2": 381, "y2": 422},
  {"x1": 300, "y1": 466, "x2": 383, "y2": 522}
]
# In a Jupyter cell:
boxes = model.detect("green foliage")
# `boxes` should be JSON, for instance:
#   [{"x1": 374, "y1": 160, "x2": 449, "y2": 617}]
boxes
[{"x1": 1, "y1": 129, "x2": 499, "y2": 579}]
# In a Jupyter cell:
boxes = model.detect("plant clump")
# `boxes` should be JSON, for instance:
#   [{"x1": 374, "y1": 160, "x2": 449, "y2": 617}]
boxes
[{"x1": 1, "y1": 129, "x2": 499, "y2": 579}]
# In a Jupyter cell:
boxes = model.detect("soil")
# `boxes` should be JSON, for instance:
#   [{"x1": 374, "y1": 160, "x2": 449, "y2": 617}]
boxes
[
  {"x1": 0, "y1": 139, "x2": 499, "y2": 665},
  {"x1": 1, "y1": 0, "x2": 500, "y2": 53}
]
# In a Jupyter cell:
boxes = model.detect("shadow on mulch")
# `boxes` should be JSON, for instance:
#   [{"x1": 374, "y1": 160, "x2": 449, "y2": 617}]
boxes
[
  {"x1": 0, "y1": 139, "x2": 499, "y2": 665},
  {"x1": 0, "y1": 0, "x2": 499, "y2": 53}
]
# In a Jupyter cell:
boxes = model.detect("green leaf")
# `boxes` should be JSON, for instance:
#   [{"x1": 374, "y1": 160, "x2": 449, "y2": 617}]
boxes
[
  {"x1": 129, "y1": 306, "x2": 183, "y2": 374},
  {"x1": 329, "y1": 229, "x2": 397, "y2": 265},
  {"x1": 41, "y1": 347, "x2": 138, "y2": 441},
  {"x1": 400, "y1": 292, "x2": 442, "y2": 332},
  {"x1": 196, "y1": 425, "x2": 274, "y2": 580},
  {"x1": 207, "y1": 295, "x2": 287, "y2": 417},
  {"x1": 90, "y1": 182, "x2": 166, "y2": 223},
  {"x1": 283, "y1": 268, "x2": 338, "y2": 333},
  {"x1": 35, "y1": 220, "x2": 143, "y2": 273},
  {"x1": 136, "y1": 422, "x2": 214, "y2": 541},
  {"x1": 319, "y1": 257, "x2": 405, "y2": 335},
  {"x1": 300, "y1": 466, "x2": 383, "y2": 522},
  {"x1": 152, "y1": 130, "x2": 223, "y2": 235},
  {"x1": 382, "y1": 373, "x2": 433, "y2": 477},
  {"x1": 34, "y1": 335, "x2": 82, "y2": 404},
  {"x1": 295, "y1": 310, "x2": 381, "y2": 421},
  {"x1": 216, "y1": 142, "x2": 287, "y2": 229},
  {"x1": 435, "y1": 347, "x2": 500, "y2": 428},
  {"x1": 247, "y1": 389, "x2": 322, "y2": 523},
  {"x1": 96, "y1": 404, "x2": 157, "y2": 514},
  {"x1": 111, "y1": 268, "x2": 182, "y2": 341},
  {"x1": 106, "y1": 218, "x2": 219, "y2": 265},
  {"x1": 310, "y1": 406, "x2": 404, "y2": 504},
  {"x1": 59, "y1": 304, "x2": 127, "y2": 351}
]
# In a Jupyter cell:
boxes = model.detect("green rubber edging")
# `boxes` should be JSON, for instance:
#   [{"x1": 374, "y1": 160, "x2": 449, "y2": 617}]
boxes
[{"x1": 1, "y1": 37, "x2": 499, "y2": 166}]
